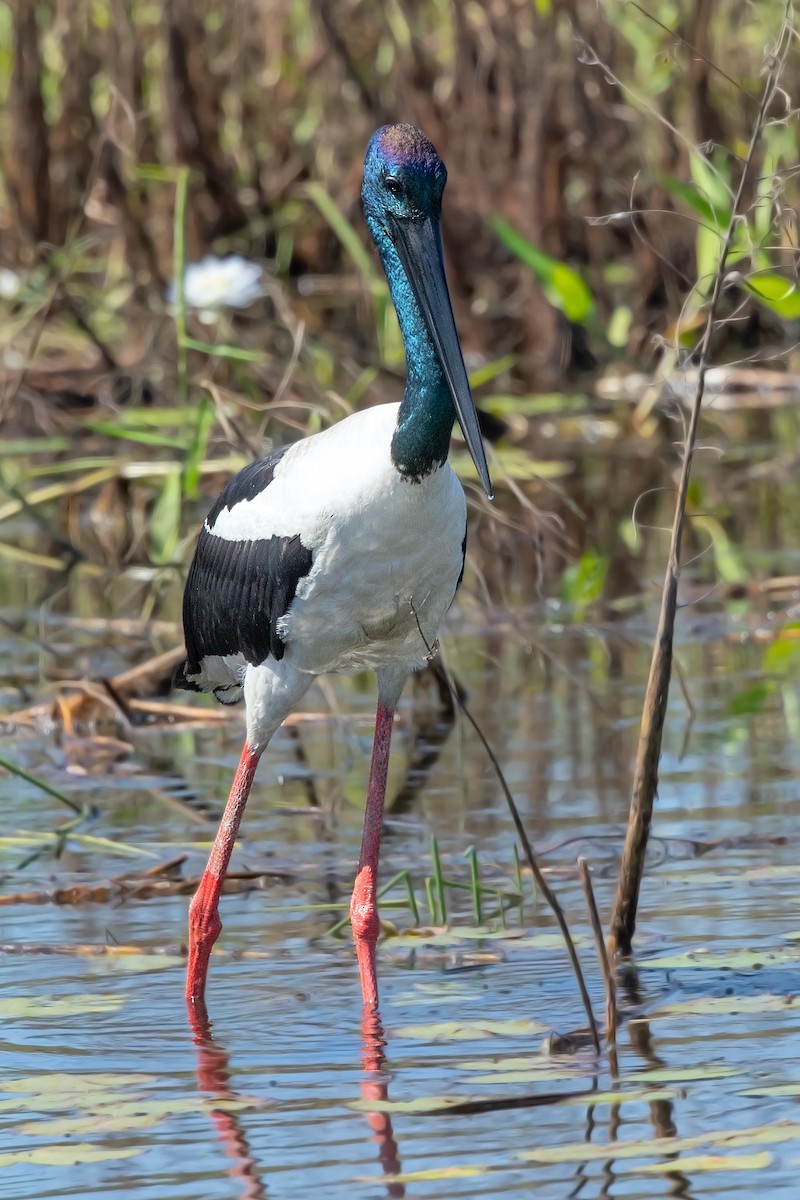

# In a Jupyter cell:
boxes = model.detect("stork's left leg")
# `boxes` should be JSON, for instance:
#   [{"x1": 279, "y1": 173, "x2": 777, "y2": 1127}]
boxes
[{"x1": 350, "y1": 702, "x2": 394, "y2": 1010}]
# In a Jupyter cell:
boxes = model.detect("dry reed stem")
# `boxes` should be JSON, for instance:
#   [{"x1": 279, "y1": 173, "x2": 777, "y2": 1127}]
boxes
[
  {"x1": 608, "y1": 5, "x2": 794, "y2": 957},
  {"x1": 578, "y1": 856, "x2": 618, "y2": 1077}
]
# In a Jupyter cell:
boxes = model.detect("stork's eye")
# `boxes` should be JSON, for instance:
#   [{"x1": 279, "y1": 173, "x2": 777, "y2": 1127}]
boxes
[{"x1": 384, "y1": 176, "x2": 403, "y2": 197}]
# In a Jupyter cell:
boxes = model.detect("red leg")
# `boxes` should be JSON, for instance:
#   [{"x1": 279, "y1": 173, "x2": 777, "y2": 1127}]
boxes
[
  {"x1": 186, "y1": 743, "x2": 262, "y2": 1009},
  {"x1": 350, "y1": 703, "x2": 394, "y2": 1010}
]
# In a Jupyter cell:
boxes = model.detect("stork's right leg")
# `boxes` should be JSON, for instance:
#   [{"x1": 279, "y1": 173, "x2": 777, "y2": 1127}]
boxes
[
  {"x1": 186, "y1": 743, "x2": 262, "y2": 1006},
  {"x1": 185, "y1": 661, "x2": 313, "y2": 1014}
]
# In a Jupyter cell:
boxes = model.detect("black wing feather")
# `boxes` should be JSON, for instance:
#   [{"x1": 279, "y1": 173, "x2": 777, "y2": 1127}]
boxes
[{"x1": 178, "y1": 446, "x2": 313, "y2": 680}]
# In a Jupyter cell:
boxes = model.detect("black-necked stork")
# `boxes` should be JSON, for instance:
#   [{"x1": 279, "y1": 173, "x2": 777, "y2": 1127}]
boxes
[{"x1": 176, "y1": 124, "x2": 493, "y2": 1015}]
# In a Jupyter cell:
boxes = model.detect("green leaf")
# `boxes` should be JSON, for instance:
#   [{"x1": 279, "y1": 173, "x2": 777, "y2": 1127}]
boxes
[
  {"x1": 467, "y1": 354, "x2": 517, "y2": 388},
  {"x1": 660, "y1": 175, "x2": 721, "y2": 228},
  {"x1": 690, "y1": 515, "x2": 746, "y2": 584},
  {"x1": 490, "y1": 216, "x2": 595, "y2": 323},
  {"x1": 182, "y1": 391, "x2": 216, "y2": 499},
  {"x1": 83, "y1": 420, "x2": 188, "y2": 449},
  {"x1": 451, "y1": 447, "x2": 570, "y2": 483},
  {"x1": 181, "y1": 336, "x2": 268, "y2": 363},
  {"x1": 304, "y1": 182, "x2": 384, "y2": 292},
  {"x1": 729, "y1": 681, "x2": 774, "y2": 717},
  {"x1": 689, "y1": 153, "x2": 732, "y2": 224},
  {"x1": 560, "y1": 549, "x2": 609, "y2": 613},
  {"x1": 696, "y1": 221, "x2": 723, "y2": 291},
  {"x1": 606, "y1": 304, "x2": 632, "y2": 348},
  {"x1": 150, "y1": 467, "x2": 181, "y2": 564},
  {"x1": 744, "y1": 274, "x2": 800, "y2": 319},
  {"x1": 763, "y1": 625, "x2": 800, "y2": 674}
]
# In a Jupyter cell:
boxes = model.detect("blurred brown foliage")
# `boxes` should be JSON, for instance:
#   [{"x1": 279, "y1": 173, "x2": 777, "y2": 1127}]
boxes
[{"x1": 0, "y1": 0, "x2": 794, "y2": 387}]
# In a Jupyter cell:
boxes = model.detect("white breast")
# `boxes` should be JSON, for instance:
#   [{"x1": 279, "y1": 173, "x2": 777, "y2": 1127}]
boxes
[{"x1": 211, "y1": 404, "x2": 467, "y2": 677}]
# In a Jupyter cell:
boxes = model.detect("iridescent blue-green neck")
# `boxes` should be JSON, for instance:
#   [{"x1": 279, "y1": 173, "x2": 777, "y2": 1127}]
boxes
[{"x1": 368, "y1": 218, "x2": 455, "y2": 481}]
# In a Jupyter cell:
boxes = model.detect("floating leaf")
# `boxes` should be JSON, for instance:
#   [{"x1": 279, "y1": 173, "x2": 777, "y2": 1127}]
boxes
[
  {"x1": 370, "y1": 1164, "x2": 490, "y2": 1184},
  {"x1": 741, "y1": 1085, "x2": 800, "y2": 1098},
  {"x1": 637, "y1": 948, "x2": 799, "y2": 971},
  {"x1": 0, "y1": 1144, "x2": 143, "y2": 1167},
  {"x1": 0, "y1": 994, "x2": 123, "y2": 1019},
  {"x1": 621, "y1": 1151, "x2": 772, "y2": 1175},
  {"x1": 3, "y1": 1072, "x2": 156, "y2": 1094},
  {"x1": 16, "y1": 1094, "x2": 266, "y2": 1138},
  {"x1": 517, "y1": 1120, "x2": 800, "y2": 1164},
  {"x1": 0, "y1": 1089, "x2": 140, "y2": 1116},
  {"x1": 393, "y1": 1018, "x2": 548, "y2": 1041},
  {"x1": 467, "y1": 1068, "x2": 596, "y2": 1085},
  {"x1": 91, "y1": 953, "x2": 184, "y2": 974},
  {"x1": 652, "y1": 994, "x2": 800, "y2": 1018},
  {"x1": 350, "y1": 1094, "x2": 490, "y2": 1116},
  {"x1": 628, "y1": 1065, "x2": 739, "y2": 1084},
  {"x1": 560, "y1": 1088, "x2": 678, "y2": 1107},
  {"x1": 458, "y1": 1055, "x2": 573, "y2": 1073}
]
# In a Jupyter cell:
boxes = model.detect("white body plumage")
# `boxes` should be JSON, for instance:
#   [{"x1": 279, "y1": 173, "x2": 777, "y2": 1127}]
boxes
[{"x1": 179, "y1": 403, "x2": 467, "y2": 749}]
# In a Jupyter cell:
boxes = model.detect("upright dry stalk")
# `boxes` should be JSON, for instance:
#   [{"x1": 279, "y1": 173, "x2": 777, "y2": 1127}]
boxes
[{"x1": 608, "y1": 8, "x2": 794, "y2": 957}]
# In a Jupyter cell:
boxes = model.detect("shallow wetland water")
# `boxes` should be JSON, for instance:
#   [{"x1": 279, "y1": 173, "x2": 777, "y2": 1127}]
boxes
[{"x1": 4, "y1": 405, "x2": 800, "y2": 1198}]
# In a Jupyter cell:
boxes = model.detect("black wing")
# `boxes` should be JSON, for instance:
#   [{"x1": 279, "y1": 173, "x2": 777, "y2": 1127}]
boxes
[{"x1": 178, "y1": 447, "x2": 313, "y2": 680}]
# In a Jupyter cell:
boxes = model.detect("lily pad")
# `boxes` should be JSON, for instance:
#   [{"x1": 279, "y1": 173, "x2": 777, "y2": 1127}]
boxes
[
  {"x1": 620, "y1": 1151, "x2": 772, "y2": 1174},
  {"x1": 0, "y1": 994, "x2": 124, "y2": 1019},
  {"x1": 651, "y1": 994, "x2": 800, "y2": 1018},
  {"x1": 560, "y1": 1088, "x2": 678, "y2": 1107},
  {"x1": 350, "y1": 1094, "x2": 490, "y2": 1115},
  {"x1": 628, "y1": 1065, "x2": 739, "y2": 1083},
  {"x1": 393, "y1": 1018, "x2": 548, "y2": 1041},
  {"x1": 637, "y1": 948, "x2": 799, "y2": 971},
  {"x1": 16, "y1": 1094, "x2": 267, "y2": 1137},
  {"x1": 517, "y1": 1120, "x2": 800, "y2": 1164},
  {"x1": 741, "y1": 1085, "x2": 800, "y2": 1098},
  {"x1": 0, "y1": 1144, "x2": 143, "y2": 1167},
  {"x1": 91, "y1": 953, "x2": 184, "y2": 974},
  {"x1": 368, "y1": 1164, "x2": 490, "y2": 1183},
  {"x1": 3, "y1": 1072, "x2": 156, "y2": 1094}
]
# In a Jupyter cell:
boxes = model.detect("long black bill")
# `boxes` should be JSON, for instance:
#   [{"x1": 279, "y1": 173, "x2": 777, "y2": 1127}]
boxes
[{"x1": 390, "y1": 215, "x2": 493, "y2": 499}]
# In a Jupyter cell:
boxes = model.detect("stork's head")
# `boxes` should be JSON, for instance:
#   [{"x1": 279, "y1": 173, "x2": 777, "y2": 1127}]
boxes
[
  {"x1": 361, "y1": 124, "x2": 447, "y2": 230},
  {"x1": 361, "y1": 125, "x2": 492, "y2": 500}
]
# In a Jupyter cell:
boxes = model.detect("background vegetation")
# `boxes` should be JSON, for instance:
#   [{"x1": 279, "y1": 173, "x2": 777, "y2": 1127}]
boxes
[{"x1": 0, "y1": 0, "x2": 798, "y2": 599}]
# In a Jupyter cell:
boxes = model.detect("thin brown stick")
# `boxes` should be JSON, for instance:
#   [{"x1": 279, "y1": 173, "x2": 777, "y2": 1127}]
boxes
[
  {"x1": 578, "y1": 857, "x2": 618, "y2": 1078},
  {"x1": 608, "y1": 7, "x2": 794, "y2": 957},
  {"x1": 457, "y1": 695, "x2": 601, "y2": 1053}
]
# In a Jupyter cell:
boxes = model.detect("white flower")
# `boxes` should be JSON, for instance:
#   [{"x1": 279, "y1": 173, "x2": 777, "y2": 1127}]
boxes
[
  {"x1": 168, "y1": 254, "x2": 264, "y2": 314},
  {"x1": 0, "y1": 268, "x2": 21, "y2": 301}
]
